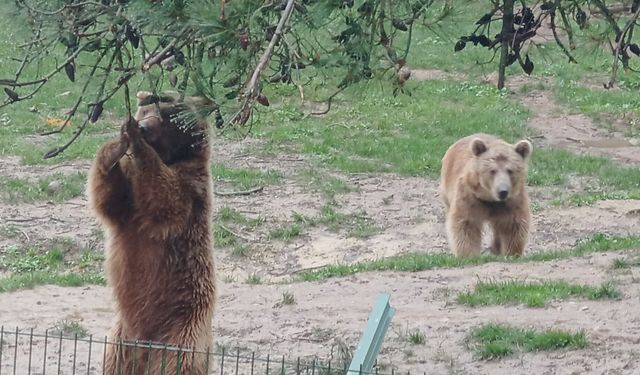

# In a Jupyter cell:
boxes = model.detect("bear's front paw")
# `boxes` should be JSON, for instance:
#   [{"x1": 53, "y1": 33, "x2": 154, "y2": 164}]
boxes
[
  {"x1": 122, "y1": 116, "x2": 142, "y2": 144},
  {"x1": 98, "y1": 135, "x2": 129, "y2": 174}
]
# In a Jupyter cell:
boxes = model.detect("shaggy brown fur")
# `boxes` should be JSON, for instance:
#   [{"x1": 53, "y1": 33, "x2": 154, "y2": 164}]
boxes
[
  {"x1": 87, "y1": 91, "x2": 216, "y2": 375},
  {"x1": 440, "y1": 133, "x2": 533, "y2": 257}
]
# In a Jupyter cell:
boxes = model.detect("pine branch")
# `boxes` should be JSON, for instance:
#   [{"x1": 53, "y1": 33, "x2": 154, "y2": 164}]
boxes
[
  {"x1": 142, "y1": 26, "x2": 191, "y2": 72},
  {"x1": 15, "y1": 0, "x2": 106, "y2": 16}
]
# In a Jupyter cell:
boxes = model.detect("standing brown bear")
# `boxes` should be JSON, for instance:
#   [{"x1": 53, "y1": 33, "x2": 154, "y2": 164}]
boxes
[
  {"x1": 439, "y1": 133, "x2": 533, "y2": 257},
  {"x1": 87, "y1": 91, "x2": 216, "y2": 375}
]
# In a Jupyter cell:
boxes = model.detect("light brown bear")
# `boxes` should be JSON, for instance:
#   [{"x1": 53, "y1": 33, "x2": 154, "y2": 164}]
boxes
[
  {"x1": 440, "y1": 133, "x2": 533, "y2": 257},
  {"x1": 87, "y1": 91, "x2": 216, "y2": 375}
]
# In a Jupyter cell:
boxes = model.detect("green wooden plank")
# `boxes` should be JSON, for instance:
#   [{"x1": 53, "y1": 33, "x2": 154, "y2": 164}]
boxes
[{"x1": 347, "y1": 293, "x2": 396, "y2": 374}]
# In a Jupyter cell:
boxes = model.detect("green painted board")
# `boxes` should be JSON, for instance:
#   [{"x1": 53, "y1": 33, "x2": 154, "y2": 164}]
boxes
[{"x1": 347, "y1": 293, "x2": 396, "y2": 374}]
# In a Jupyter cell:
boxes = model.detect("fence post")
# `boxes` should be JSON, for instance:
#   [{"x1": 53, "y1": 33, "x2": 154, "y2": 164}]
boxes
[{"x1": 347, "y1": 293, "x2": 395, "y2": 375}]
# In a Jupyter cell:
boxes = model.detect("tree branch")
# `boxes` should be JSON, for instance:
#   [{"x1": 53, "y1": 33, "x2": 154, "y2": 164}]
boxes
[
  {"x1": 40, "y1": 48, "x2": 111, "y2": 136},
  {"x1": 13, "y1": 20, "x2": 42, "y2": 84},
  {"x1": 591, "y1": 0, "x2": 622, "y2": 34},
  {"x1": 550, "y1": 10, "x2": 576, "y2": 63},
  {"x1": 0, "y1": 41, "x2": 99, "y2": 109},
  {"x1": 556, "y1": 3, "x2": 575, "y2": 49},
  {"x1": 228, "y1": 0, "x2": 296, "y2": 126},
  {"x1": 142, "y1": 26, "x2": 190, "y2": 72},
  {"x1": 605, "y1": 4, "x2": 640, "y2": 89},
  {"x1": 44, "y1": 47, "x2": 119, "y2": 158}
]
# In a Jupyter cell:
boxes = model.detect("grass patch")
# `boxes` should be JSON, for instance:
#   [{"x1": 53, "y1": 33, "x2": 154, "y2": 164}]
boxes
[
  {"x1": 76, "y1": 250, "x2": 104, "y2": 271},
  {"x1": 246, "y1": 273, "x2": 262, "y2": 285},
  {"x1": 222, "y1": 275, "x2": 236, "y2": 283},
  {"x1": 560, "y1": 191, "x2": 640, "y2": 207},
  {"x1": 0, "y1": 224, "x2": 20, "y2": 238},
  {"x1": 213, "y1": 224, "x2": 237, "y2": 247},
  {"x1": 555, "y1": 80, "x2": 640, "y2": 118},
  {"x1": 0, "y1": 241, "x2": 105, "y2": 293},
  {"x1": 469, "y1": 323, "x2": 587, "y2": 359},
  {"x1": 0, "y1": 172, "x2": 87, "y2": 203},
  {"x1": 231, "y1": 243, "x2": 252, "y2": 258},
  {"x1": 296, "y1": 168, "x2": 353, "y2": 199},
  {"x1": 612, "y1": 254, "x2": 640, "y2": 269},
  {"x1": 50, "y1": 319, "x2": 89, "y2": 338},
  {"x1": 281, "y1": 291, "x2": 295, "y2": 305},
  {"x1": 217, "y1": 207, "x2": 265, "y2": 228},
  {"x1": 346, "y1": 215, "x2": 381, "y2": 238},
  {"x1": 394, "y1": 324, "x2": 427, "y2": 346},
  {"x1": 407, "y1": 330, "x2": 426, "y2": 346},
  {"x1": 217, "y1": 207, "x2": 246, "y2": 222},
  {"x1": 294, "y1": 204, "x2": 380, "y2": 239},
  {"x1": 215, "y1": 207, "x2": 264, "y2": 249},
  {"x1": 1, "y1": 246, "x2": 64, "y2": 273},
  {"x1": 212, "y1": 164, "x2": 282, "y2": 191},
  {"x1": 297, "y1": 234, "x2": 640, "y2": 282},
  {"x1": 254, "y1": 80, "x2": 529, "y2": 176},
  {"x1": 269, "y1": 224, "x2": 302, "y2": 242},
  {"x1": 528, "y1": 149, "x2": 640, "y2": 206},
  {"x1": 0, "y1": 271, "x2": 105, "y2": 293},
  {"x1": 528, "y1": 149, "x2": 609, "y2": 186},
  {"x1": 274, "y1": 291, "x2": 296, "y2": 308},
  {"x1": 457, "y1": 280, "x2": 620, "y2": 308}
]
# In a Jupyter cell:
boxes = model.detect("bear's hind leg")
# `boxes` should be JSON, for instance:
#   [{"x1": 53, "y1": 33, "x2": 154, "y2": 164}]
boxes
[
  {"x1": 104, "y1": 321, "x2": 129, "y2": 375},
  {"x1": 149, "y1": 342, "x2": 211, "y2": 375}
]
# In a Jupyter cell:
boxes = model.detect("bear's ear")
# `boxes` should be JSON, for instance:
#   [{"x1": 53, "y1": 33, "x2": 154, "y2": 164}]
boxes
[
  {"x1": 184, "y1": 95, "x2": 214, "y2": 109},
  {"x1": 136, "y1": 91, "x2": 153, "y2": 106},
  {"x1": 515, "y1": 139, "x2": 532, "y2": 159},
  {"x1": 470, "y1": 138, "x2": 488, "y2": 157}
]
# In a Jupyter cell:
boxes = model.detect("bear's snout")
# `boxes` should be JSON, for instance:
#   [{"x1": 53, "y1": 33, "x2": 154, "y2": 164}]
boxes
[
  {"x1": 496, "y1": 182, "x2": 510, "y2": 201},
  {"x1": 497, "y1": 188, "x2": 509, "y2": 201},
  {"x1": 139, "y1": 122, "x2": 150, "y2": 134}
]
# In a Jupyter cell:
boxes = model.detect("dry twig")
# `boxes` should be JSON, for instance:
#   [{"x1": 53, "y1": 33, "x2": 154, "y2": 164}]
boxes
[{"x1": 213, "y1": 186, "x2": 264, "y2": 197}]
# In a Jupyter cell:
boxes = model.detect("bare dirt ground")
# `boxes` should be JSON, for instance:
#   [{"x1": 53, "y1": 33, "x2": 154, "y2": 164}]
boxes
[{"x1": 1, "y1": 72, "x2": 640, "y2": 374}]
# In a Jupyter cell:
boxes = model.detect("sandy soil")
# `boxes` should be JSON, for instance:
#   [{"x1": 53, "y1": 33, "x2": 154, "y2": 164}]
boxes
[
  {"x1": 1, "y1": 72, "x2": 640, "y2": 374},
  {"x1": 1, "y1": 250, "x2": 639, "y2": 374}
]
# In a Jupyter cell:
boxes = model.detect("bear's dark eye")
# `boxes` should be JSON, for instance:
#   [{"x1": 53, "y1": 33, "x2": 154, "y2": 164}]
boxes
[
  {"x1": 490, "y1": 169, "x2": 497, "y2": 176},
  {"x1": 507, "y1": 168, "x2": 513, "y2": 175}
]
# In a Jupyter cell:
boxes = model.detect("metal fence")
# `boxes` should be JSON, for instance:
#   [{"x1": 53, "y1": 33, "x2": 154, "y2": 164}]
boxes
[
  {"x1": 1, "y1": 293, "x2": 404, "y2": 374},
  {"x1": 0, "y1": 327, "x2": 395, "y2": 375}
]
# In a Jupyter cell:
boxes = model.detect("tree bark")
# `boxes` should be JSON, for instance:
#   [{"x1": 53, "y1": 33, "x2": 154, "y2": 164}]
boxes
[{"x1": 498, "y1": 0, "x2": 515, "y2": 90}]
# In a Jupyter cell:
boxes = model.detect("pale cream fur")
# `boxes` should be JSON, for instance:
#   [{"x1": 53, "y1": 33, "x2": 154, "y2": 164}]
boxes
[{"x1": 440, "y1": 133, "x2": 533, "y2": 257}]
